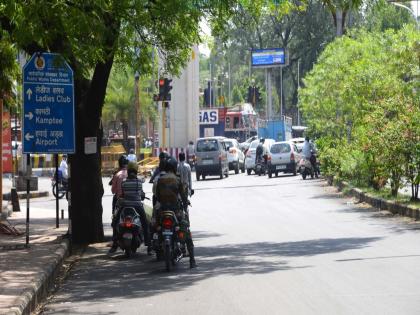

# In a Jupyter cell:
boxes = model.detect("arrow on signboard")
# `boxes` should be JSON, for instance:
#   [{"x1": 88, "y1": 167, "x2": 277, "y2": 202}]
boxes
[
  {"x1": 25, "y1": 133, "x2": 34, "y2": 141},
  {"x1": 24, "y1": 112, "x2": 34, "y2": 120},
  {"x1": 26, "y1": 88, "x2": 33, "y2": 100}
]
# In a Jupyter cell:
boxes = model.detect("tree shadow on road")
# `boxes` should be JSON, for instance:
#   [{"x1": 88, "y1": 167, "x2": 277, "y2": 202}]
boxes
[{"x1": 44, "y1": 235, "x2": 381, "y2": 308}]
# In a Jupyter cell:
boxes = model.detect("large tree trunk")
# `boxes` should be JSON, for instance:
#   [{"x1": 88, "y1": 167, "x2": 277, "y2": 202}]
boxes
[{"x1": 70, "y1": 57, "x2": 114, "y2": 244}]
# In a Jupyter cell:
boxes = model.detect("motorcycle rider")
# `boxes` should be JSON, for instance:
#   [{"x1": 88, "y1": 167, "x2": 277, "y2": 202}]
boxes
[
  {"x1": 156, "y1": 156, "x2": 197, "y2": 268},
  {"x1": 255, "y1": 138, "x2": 267, "y2": 166},
  {"x1": 177, "y1": 152, "x2": 193, "y2": 197},
  {"x1": 127, "y1": 148, "x2": 137, "y2": 163},
  {"x1": 302, "y1": 137, "x2": 317, "y2": 171},
  {"x1": 114, "y1": 162, "x2": 151, "y2": 250},
  {"x1": 59, "y1": 154, "x2": 69, "y2": 181},
  {"x1": 149, "y1": 151, "x2": 169, "y2": 184}
]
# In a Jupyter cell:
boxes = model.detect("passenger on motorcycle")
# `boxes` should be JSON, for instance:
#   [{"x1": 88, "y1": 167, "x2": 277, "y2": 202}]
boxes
[
  {"x1": 156, "y1": 156, "x2": 197, "y2": 268},
  {"x1": 109, "y1": 155, "x2": 128, "y2": 253},
  {"x1": 255, "y1": 138, "x2": 268, "y2": 164},
  {"x1": 109, "y1": 162, "x2": 150, "y2": 253}
]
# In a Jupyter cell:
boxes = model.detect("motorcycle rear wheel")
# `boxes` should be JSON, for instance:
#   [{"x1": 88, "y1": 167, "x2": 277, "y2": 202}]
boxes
[
  {"x1": 125, "y1": 248, "x2": 132, "y2": 258},
  {"x1": 302, "y1": 172, "x2": 307, "y2": 180}
]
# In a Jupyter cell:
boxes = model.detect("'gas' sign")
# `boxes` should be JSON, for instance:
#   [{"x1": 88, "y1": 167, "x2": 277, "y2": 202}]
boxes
[{"x1": 199, "y1": 110, "x2": 218, "y2": 125}]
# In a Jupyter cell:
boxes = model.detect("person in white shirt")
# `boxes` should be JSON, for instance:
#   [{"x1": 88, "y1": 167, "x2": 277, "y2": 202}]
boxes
[{"x1": 59, "y1": 155, "x2": 68, "y2": 179}]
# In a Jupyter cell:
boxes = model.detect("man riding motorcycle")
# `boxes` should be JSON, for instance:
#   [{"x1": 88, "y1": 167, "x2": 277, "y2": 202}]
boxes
[
  {"x1": 155, "y1": 156, "x2": 197, "y2": 268},
  {"x1": 255, "y1": 138, "x2": 268, "y2": 167},
  {"x1": 302, "y1": 137, "x2": 317, "y2": 170}
]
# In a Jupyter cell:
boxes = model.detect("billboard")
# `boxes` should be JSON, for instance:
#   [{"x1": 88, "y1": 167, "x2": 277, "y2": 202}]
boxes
[
  {"x1": 251, "y1": 48, "x2": 285, "y2": 68},
  {"x1": 199, "y1": 109, "x2": 218, "y2": 125}
]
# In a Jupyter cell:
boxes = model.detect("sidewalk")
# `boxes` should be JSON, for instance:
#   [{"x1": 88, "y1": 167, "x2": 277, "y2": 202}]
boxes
[{"x1": 0, "y1": 207, "x2": 69, "y2": 315}]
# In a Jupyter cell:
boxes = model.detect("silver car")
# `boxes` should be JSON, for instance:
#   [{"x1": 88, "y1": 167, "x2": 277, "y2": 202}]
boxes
[
  {"x1": 267, "y1": 141, "x2": 301, "y2": 178},
  {"x1": 195, "y1": 137, "x2": 229, "y2": 181}
]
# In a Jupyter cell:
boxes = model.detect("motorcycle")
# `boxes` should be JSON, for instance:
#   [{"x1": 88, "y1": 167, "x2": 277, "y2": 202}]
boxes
[
  {"x1": 255, "y1": 155, "x2": 267, "y2": 176},
  {"x1": 116, "y1": 206, "x2": 143, "y2": 258},
  {"x1": 299, "y1": 158, "x2": 314, "y2": 180},
  {"x1": 51, "y1": 170, "x2": 68, "y2": 199},
  {"x1": 152, "y1": 209, "x2": 183, "y2": 272}
]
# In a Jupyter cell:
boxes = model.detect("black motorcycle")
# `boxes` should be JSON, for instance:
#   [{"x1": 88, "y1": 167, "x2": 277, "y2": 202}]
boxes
[
  {"x1": 116, "y1": 206, "x2": 143, "y2": 258},
  {"x1": 255, "y1": 155, "x2": 267, "y2": 176},
  {"x1": 152, "y1": 209, "x2": 182, "y2": 272}
]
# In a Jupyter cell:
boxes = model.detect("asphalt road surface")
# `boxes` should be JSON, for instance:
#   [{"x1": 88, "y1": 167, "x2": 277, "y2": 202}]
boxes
[{"x1": 40, "y1": 171, "x2": 420, "y2": 315}]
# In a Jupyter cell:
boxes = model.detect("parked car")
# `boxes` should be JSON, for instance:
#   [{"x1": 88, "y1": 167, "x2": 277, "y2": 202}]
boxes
[
  {"x1": 223, "y1": 138, "x2": 245, "y2": 174},
  {"x1": 244, "y1": 139, "x2": 275, "y2": 175},
  {"x1": 267, "y1": 141, "x2": 301, "y2": 178},
  {"x1": 290, "y1": 137, "x2": 305, "y2": 152},
  {"x1": 195, "y1": 137, "x2": 229, "y2": 181}
]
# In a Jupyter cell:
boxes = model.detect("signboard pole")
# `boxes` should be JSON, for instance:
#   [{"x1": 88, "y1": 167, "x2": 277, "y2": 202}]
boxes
[
  {"x1": 25, "y1": 154, "x2": 30, "y2": 247},
  {"x1": 68, "y1": 160, "x2": 72, "y2": 255},
  {"x1": 55, "y1": 154, "x2": 59, "y2": 228}
]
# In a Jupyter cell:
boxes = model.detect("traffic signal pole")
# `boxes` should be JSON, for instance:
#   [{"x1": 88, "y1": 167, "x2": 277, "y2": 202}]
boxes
[{"x1": 162, "y1": 100, "x2": 166, "y2": 148}]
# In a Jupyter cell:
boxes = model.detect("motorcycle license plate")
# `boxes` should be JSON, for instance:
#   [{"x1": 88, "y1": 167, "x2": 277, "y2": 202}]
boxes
[
  {"x1": 122, "y1": 233, "x2": 133, "y2": 240},
  {"x1": 162, "y1": 230, "x2": 173, "y2": 236},
  {"x1": 276, "y1": 165, "x2": 286, "y2": 170},
  {"x1": 153, "y1": 233, "x2": 159, "y2": 240}
]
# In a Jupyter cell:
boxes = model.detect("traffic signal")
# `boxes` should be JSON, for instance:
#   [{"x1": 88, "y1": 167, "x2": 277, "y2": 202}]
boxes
[{"x1": 157, "y1": 78, "x2": 172, "y2": 101}]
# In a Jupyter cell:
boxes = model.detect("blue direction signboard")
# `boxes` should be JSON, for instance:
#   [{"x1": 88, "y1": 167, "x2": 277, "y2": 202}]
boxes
[
  {"x1": 251, "y1": 48, "x2": 286, "y2": 68},
  {"x1": 23, "y1": 53, "x2": 75, "y2": 153}
]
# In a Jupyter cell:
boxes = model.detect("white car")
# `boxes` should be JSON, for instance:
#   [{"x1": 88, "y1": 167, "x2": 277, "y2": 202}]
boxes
[
  {"x1": 267, "y1": 141, "x2": 301, "y2": 178},
  {"x1": 223, "y1": 138, "x2": 245, "y2": 174},
  {"x1": 245, "y1": 139, "x2": 275, "y2": 175}
]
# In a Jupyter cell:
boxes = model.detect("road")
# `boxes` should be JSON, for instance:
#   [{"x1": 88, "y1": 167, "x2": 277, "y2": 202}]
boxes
[{"x1": 39, "y1": 171, "x2": 420, "y2": 315}]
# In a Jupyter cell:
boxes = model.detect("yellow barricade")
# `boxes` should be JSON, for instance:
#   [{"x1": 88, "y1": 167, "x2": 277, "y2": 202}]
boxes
[{"x1": 101, "y1": 144, "x2": 126, "y2": 175}]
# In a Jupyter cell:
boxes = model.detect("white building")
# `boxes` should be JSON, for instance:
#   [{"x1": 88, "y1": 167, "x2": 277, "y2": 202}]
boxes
[{"x1": 158, "y1": 46, "x2": 200, "y2": 149}]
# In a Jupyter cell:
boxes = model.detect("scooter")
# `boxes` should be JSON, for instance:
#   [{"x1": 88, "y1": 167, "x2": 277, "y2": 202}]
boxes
[
  {"x1": 299, "y1": 158, "x2": 314, "y2": 180},
  {"x1": 116, "y1": 206, "x2": 143, "y2": 258}
]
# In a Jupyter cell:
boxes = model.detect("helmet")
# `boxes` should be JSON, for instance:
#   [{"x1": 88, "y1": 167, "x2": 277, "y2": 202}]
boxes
[
  {"x1": 118, "y1": 155, "x2": 128, "y2": 168},
  {"x1": 165, "y1": 156, "x2": 178, "y2": 173},
  {"x1": 259, "y1": 138, "x2": 265, "y2": 143},
  {"x1": 305, "y1": 136, "x2": 310, "y2": 142},
  {"x1": 159, "y1": 151, "x2": 169, "y2": 160},
  {"x1": 129, "y1": 148, "x2": 134, "y2": 154},
  {"x1": 127, "y1": 162, "x2": 138, "y2": 176}
]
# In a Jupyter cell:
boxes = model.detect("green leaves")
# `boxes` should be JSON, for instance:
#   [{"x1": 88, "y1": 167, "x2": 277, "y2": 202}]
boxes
[{"x1": 300, "y1": 25, "x2": 420, "y2": 198}]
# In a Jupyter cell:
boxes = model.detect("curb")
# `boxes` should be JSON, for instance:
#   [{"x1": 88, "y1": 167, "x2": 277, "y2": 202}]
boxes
[
  {"x1": 6, "y1": 239, "x2": 69, "y2": 315},
  {"x1": 3, "y1": 191, "x2": 50, "y2": 201},
  {"x1": 327, "y1": 176, "x2": 420, "y2": 220}
]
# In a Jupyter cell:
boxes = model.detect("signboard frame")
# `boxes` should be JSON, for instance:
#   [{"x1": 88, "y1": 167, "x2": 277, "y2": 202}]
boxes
[{"x1": 251, "y1": 48, "x2": 286, "y2": 68}]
